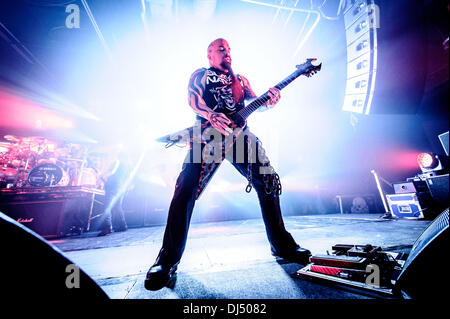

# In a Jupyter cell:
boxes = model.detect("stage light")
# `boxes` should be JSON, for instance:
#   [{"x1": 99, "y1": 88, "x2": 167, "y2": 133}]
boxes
[
  {"x1": 417, "y1": 153, "x2": 434, "y2": 168},
  {"x1": 417, "y1": 152, "x2": 444, "y2": 173}
]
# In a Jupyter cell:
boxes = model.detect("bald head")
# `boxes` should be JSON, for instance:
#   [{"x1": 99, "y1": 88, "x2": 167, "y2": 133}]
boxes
[
  {"x1": 207, "y1": 38, "x2": 228, "y2": 52},
  {"x1": 207, "y1": 38, "x2": 231, "y2": 71}
]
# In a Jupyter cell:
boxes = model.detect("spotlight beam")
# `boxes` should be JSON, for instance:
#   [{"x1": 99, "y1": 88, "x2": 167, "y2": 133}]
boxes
[
  {"x1": 283, "y1": 0, "x2": 300, "y2": 29},
  {"x1": 0, "y1": 22, "x2": 51, "y2": 76},
  {"x1": 104, "y1": 144, "x2": 150, "y2": 217},
  {"x1": 295, "y1": 7, "x2": 312, "y2": 42},
  {"x1": 80, "y1": 0, "x2": 113, "y2": 61},
  {"x1": 271, "y1": 0, "x2": 283, "y2": 25}
]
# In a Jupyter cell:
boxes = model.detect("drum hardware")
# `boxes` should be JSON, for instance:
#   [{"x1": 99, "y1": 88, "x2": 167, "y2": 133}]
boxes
[
  {"x1": 1, "y1": 135, "x2": 104, "y2": 189},
  {"x1": 0, "y1": 142, "x2": 15, "y2": 151},
  {"x1": 58, "y1": 157, "x2": 86, "y2": 162},
  {"x1": 76, "y1": 158, "x2": 87, "y2": 186},
  {"x1": 13, "y1": 157, "x2": 31, "y2": 188}
]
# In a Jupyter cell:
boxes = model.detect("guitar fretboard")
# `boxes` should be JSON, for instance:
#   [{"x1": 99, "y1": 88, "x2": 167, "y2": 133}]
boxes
[{"x1": 237, "y1": 68, "x2": 305, "y2": 120}]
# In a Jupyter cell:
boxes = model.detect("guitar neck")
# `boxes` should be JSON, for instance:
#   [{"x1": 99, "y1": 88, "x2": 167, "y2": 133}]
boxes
[{"x1": 237, "y1": 69, "x2": 303, "y2": 120}]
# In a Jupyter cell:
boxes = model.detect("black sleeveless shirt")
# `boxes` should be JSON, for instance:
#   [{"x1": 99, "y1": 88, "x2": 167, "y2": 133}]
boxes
[{"x1": 190, "y1": 67, "x2": 246, "y2": 122}]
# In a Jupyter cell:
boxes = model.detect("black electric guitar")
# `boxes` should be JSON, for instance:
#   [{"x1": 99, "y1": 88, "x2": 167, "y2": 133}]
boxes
[{"x1": 156, "y1": 58, "x2": 322, "y2": 146}]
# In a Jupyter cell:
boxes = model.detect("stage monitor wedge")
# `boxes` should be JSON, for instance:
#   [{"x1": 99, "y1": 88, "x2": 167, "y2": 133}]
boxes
[
  {"x1": 0, "y1": 211, "x2": 108, "y2": 300},
  {"x1": 395, "y1": 208, "x2": 449, "y2": 299}
]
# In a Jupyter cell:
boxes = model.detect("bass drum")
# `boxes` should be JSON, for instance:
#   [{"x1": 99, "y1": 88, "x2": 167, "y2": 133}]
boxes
[{"x1": 27, "y1": 163, "x2": 69, "y2": 187}]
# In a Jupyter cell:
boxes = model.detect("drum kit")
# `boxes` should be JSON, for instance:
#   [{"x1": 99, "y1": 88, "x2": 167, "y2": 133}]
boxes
[{"x1": 0, "y1": 134, "x2": 102, "y2": 189}]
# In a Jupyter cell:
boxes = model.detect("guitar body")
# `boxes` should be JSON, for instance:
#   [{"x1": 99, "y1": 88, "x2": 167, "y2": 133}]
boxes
[{"x1": 156, "y1": 114, "x2": 245, "y2": 146}]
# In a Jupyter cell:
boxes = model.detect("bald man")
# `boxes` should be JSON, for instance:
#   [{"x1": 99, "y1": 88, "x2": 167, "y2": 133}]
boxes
[{"x1": 145, "y1": 38, "x2": 311, "y2": 290}]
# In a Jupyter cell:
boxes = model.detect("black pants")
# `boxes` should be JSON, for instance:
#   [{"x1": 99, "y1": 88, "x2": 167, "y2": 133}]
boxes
[
  {"x1": 100, "y1": 183, "x2": 127, "y2": 231},
  {"x1": 154, "y1": 128, "x2": 299, "y2": 268}
]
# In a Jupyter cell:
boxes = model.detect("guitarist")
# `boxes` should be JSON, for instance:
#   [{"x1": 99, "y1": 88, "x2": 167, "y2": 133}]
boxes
[
  {"x1": 96, "y1": 149, "x2": 130, "y2": 236},
  {"x1": 145, "y1": 38, "x2": 311, "y2": 290}
]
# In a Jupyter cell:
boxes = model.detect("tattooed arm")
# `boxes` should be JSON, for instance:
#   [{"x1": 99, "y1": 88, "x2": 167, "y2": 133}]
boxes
[{"x1": 188, "y1": 68, "x2": 233, "y2": 136}]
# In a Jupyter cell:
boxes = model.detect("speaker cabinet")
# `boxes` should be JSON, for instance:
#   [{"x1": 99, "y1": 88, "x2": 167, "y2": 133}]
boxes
[
  {"x1": 0, "y1": 186, "x2": 104, "y2": 238},
  {"x1": 395, "y1": 208, "x2": 449, "y2": 298},
  {"x1": 342, "y1": 0, "x2": 378, "y2": 114},
  {"x1": 342, "y1": 0, "x2": 428, "y2": 115},
  {"x1": 425, "y1": 174, "x2": 449, "y2": 209},
  {"x1": 393, "y1": 180, "x2": 428, "y2": 194}
]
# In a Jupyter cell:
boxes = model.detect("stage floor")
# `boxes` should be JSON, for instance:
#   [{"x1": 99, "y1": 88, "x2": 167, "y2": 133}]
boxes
[{"x1": 49, "y1": 214, "x2": 431, "y2": 299}]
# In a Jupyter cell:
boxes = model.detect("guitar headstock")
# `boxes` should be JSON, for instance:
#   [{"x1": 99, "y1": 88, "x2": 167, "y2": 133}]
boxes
[{"x1": 296, "y1": 58, "x2": 322, "y2": 77}]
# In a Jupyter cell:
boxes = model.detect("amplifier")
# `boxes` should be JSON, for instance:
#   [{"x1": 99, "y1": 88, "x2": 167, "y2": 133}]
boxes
[
  {"x1": 425, "y1": 174, "x2": 449, "y2": 207},
  {"x1": 393, "y1": 180, "x2": 428, "y2": 194},
  {"x1": 386, "y1": 192, "x2": 432, "y2": 219},
  {"x1": 0, "y1": 186, "x2": 104, "y2": 238}
]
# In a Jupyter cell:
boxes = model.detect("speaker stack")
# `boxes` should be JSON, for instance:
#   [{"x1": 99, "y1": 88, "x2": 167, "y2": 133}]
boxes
[
  {"x1": 342, "y1": 0, "x2": 428, "y2": 115},
  {"x1": 341, "y1": 0, "x2": 378, "y2": 114},
  {"x1": 0, "y1": 186, "x2": 104, "y2": 238}
]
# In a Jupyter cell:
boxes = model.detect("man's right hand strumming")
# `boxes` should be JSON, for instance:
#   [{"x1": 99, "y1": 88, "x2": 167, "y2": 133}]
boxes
[{"x1": 207, "y1": 111, "x2": 233, "y2": 136}]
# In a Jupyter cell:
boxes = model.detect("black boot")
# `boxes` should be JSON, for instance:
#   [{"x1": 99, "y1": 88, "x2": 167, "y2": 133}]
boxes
[
  {"x1": 144, "y1": 264, "x2": 177, "y2": 291},
  {"x1": 97, "y1": 225, "x2": 112, "y2": 237},
  {"x1": 272, "y1": 247, "x2": 312, "y2": 265}
]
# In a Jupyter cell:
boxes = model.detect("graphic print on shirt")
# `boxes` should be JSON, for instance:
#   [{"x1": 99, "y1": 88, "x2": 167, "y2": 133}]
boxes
[{"x1": 205, "y1": 69, "x2": 236, "y2": 112}]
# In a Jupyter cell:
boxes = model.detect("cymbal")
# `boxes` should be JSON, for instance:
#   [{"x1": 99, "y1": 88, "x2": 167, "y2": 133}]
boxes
[
  {"x1": 21, "y1": 136, "x2": 48, "y2": 145},
  {"x1": 4, "y1": 135, "x2": 20, "y2": 143},
  {"x1": 0, "y1": 142, "x2": 13, "y2": 149}
]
